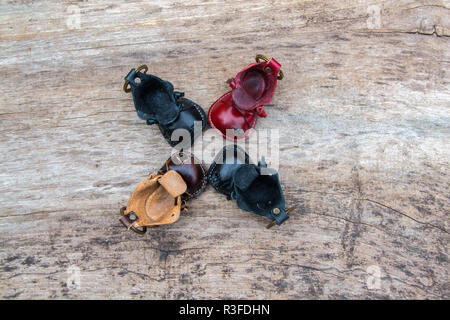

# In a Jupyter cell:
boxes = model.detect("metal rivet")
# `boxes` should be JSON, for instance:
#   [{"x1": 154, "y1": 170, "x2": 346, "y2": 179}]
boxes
[
  {"x1": 273, "y1": 208, "x2": 280, "y2": 215},
  {"x1": 128, "y1": 213, "x2": 137, "y2": 221}
]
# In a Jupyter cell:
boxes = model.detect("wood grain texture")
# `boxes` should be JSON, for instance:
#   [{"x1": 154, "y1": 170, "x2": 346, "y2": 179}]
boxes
[{"x1": 0, "y1": 0, "x2": 449, "y2": 299}]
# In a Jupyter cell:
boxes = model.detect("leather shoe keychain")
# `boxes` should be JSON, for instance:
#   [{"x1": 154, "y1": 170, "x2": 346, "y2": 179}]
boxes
[
  {"x1": 123, "y1": 65, "x2": 207, "y2": 147},
  {"x1": 208, "y1": 145, "x2": 292, "y2": 228},
  {"x1": 208, "y1": 55, "x2": 284, "y2": 141},
  {"x1": 119, "y1": 151, "x2": 207, "y2": 234}
]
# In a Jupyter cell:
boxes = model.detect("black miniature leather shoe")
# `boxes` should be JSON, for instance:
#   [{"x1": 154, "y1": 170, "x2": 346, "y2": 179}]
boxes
[
  {"x1": 123, "y1": 65, "x2": 207, "y2": 148},
  {"x1": 119, "y1": 151, "x2": 208, "y2": 235},
  {"x1": 208, "y1": 145, "x2": 291, "y2": 228}
]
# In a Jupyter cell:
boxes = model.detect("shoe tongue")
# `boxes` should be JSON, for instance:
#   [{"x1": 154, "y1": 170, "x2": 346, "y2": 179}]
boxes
[
  {"x1": 233, "y1": 164, "x2": 259, "y2": 191},
  {"x1": 159, "y1": 170, "x2": 187, "y2": 198},
  {"x1": 231, "y1": 87, "x2": 258, "y2": 111}
]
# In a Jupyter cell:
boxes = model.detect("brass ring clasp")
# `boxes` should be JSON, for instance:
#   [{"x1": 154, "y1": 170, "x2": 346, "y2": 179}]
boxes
[
  {"x1": 255, "y1": 54, "x2": 284, "y2": 80},
  {"x1": 123, "y1": 64, "x2": 149, "y2": 93}
]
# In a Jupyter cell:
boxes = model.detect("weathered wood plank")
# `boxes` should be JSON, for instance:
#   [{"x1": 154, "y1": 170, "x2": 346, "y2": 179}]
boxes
[{"x1": 0, "y1": 0, "x2": 449, "y2": 299}]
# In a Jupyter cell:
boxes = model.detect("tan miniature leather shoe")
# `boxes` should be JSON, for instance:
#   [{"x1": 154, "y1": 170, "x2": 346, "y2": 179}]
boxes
[
  {"x1": 119, "y1": 151, "x2": 207, "y2": 234},
  {"x1": 119, "y1": 170, "x2": 187, "y2": 234}
]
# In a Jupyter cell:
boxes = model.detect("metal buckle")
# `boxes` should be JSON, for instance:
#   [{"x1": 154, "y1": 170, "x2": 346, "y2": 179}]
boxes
[{"x1": 123, "y1": 64, "x2": 149, "y2": 93}]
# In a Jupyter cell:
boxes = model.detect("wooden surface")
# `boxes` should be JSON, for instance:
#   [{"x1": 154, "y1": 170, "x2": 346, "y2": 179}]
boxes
[{"x1": 0, "y1": 0, "x2": 449, "y2": 299}]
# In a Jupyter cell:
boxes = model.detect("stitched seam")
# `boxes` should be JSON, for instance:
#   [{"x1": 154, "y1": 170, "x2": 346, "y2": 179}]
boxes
[{"x1": 185, "y1": 163, "x2": 208, "y2": 201}]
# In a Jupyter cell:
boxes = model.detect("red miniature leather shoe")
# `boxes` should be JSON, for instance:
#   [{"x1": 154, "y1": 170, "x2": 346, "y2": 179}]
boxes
[{"x1": 208, "y1": 54, "x2": 284, "y2": 141}]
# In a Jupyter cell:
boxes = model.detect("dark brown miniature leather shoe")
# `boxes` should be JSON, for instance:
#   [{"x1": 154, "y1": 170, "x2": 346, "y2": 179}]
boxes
[{"x1": 119, "y1": 151, "x2": 207, "y2": 234}]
